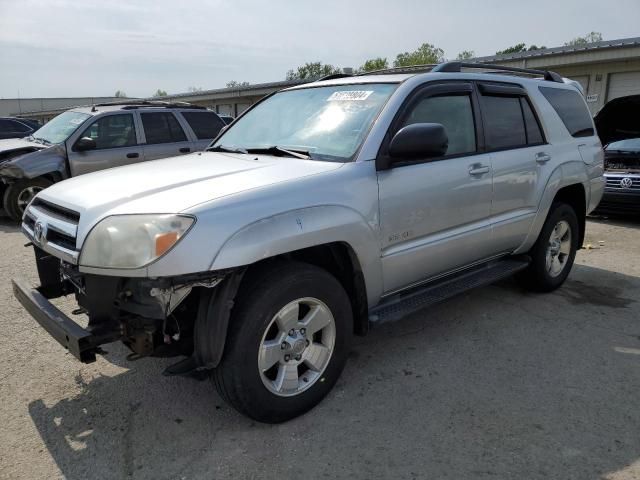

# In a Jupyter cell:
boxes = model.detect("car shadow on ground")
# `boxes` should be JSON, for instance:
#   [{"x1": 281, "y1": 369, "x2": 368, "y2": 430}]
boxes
[
  {"x1": 0, "y1": 215, "x2": 20, "y2": 233},
  {"x1": 589, "y1": 212, "x2": 640, "y2": 229},
  {"x1": 28, "y1": 264, "x2": 640, "y2": 480}
]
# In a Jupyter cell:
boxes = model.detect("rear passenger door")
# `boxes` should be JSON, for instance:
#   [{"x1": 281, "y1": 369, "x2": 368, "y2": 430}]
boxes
[
  {"x1": 140, "y1": 111, "x2": 195, "y2": 161},
  {"x1": 476, "y1": 83, "x2": 547, "y2": 252},
  {"x1": 179, "y1": 111, "x2": 225, "y2": 151}
]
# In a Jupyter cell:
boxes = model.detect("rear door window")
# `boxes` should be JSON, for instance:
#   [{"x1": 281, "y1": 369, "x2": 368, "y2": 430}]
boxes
[
  {"x1": 181, "y1": 111, "x2": 225, "y2": 139},
  {"x1": 539, "y1": 86, "x2": 594, "y2": 137},
  {"x1": 141, "y1": 112, "x2": 188, "y2": 144},
  {"x1": 480, "y1": 95, "x2": 527, "y2": 150},
  {"x1": 521, "y1": 99, "x2": 545, "y2": 145}
]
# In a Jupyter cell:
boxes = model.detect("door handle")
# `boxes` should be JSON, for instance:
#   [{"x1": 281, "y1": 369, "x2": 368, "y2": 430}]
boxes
[
  {"x1": 126, "y1": 152, "x2": 140, "y2": 159},
  {"x1": 535, "y1": 152, "x2": 551, "y2": 164},
  {"x1": 468, "y1": 164, "x2": 490, "y2": 176},
  {"x1": 179, "y1": 147, "x2": 191, "y2": 153}
]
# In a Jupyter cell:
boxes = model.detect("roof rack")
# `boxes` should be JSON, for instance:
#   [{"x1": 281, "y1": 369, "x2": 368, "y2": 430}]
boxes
[
  {"x1": 431, "y1": 62, "x2": 564, "y2": 82},
  {"x1": 317, "y1": 73, "x2": 354, "y2": 81},
  {"x1": 356, "y1": 64, "x2": 437, "y2": 76},
  {"x1": 352, "y1": 61, "x2": 563, "y2": 83},
  {"x1": 91, "y1": 100, "x2": 207, "y2": 110}
]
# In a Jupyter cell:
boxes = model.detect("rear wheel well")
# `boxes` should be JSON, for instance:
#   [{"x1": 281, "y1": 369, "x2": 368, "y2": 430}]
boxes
[
  {"x1": 241, "y1": 243, "x2": 369, "y2": 336},
  {"x1": 553, "y1": 183, "x2": 586, "y2": 247}
]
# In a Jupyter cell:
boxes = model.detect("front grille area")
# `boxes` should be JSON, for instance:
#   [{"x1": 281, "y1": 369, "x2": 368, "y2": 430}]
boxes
[
  {"x1": 46, "y1": 228, "x2": 77, "y2": 250},
  {"x1": 605, "y1": 175, "x2": 640, "y2": 190},
  {"x1": 23, "y1": 200, "x2": 81, "y2": 263},
  {"x1": 30, "y1": 198, "x2": 81, "y2": 223}
]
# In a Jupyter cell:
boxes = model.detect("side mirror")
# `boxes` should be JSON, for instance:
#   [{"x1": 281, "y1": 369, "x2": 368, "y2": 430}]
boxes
[
  {"x1": 74, "y1": 137, "x2": 97, "y2": 152},
  {"x1": 388, "y1": 123, "x2": 448, "y2": 161}
]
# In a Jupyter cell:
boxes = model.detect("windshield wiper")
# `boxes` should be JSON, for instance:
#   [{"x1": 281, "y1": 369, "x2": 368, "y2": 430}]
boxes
[
  {"x1": 207, "y1": 145, "x2": 248, "y2": 154},
  {"x1": 245, "y1": 146, "x2": 310, "y2": 159}
]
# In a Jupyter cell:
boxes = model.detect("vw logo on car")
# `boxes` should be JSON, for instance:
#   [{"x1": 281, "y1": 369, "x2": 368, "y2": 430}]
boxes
[
  {"x1": 620, "y1": 177, "x2": 634, "y2": 189},
  {"x1": 33, "y1": 221, "x2": 47, "y2": 245}
]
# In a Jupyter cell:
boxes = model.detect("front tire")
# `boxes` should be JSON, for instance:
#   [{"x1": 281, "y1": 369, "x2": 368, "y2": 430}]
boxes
[
  {"x1": 3, "y1": 178, "x2": 52, "y2": 221},
  {"x1": 518, "y1": 202, "x2": 579, "y2": 292},
  {"x1": 212, "y1": 262, "x2": 353, "y2": 423}
]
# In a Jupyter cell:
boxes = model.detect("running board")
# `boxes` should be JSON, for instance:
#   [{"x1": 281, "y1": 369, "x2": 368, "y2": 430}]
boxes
[{"x1": 369, "y1": 257, "x2": 530, "y2": 324}]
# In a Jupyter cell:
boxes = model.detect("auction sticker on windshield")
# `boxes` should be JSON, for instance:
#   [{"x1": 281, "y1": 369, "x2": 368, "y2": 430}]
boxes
[{"x1": 327, "y1": 91, "x2": 373, "y2": 101}]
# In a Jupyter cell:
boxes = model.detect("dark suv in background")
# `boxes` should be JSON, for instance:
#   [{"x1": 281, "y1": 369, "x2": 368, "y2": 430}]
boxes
[{"x1": 0, "y1": 117, "x2": 40, "y2": 140}]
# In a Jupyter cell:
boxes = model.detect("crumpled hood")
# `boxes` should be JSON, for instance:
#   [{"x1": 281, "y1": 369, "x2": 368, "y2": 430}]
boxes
[
  {"x1": 0, "y1": 137, "x2": 47, "y2": 162},
  {"x1": 37, "y1": 151, "x2": 342, "y2": 219},
  {"x1": 594, "y1": 95, "x2": 640, "y2": 146}
]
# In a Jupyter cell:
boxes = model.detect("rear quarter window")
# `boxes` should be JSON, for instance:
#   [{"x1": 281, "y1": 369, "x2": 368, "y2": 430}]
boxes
[
  {"x1": 181, "y1": 111, "x2": 225, "y2": 140},
  {"x1": 539, "y1": 86, "x2": 594, "y2": 138}
]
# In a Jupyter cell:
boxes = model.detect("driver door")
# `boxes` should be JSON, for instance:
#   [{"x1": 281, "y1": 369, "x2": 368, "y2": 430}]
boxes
[
  {"x1": 377, "y1": 82, "x2": 495, "y2": 294},
  {"x1": 67, "y1": 112, "x2": 143, "y2": 176}
]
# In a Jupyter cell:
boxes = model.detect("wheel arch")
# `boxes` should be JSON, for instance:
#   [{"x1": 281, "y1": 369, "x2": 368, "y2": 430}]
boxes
[{"x1": 515, "y1": 162, "x2": 589, "y2": 254}]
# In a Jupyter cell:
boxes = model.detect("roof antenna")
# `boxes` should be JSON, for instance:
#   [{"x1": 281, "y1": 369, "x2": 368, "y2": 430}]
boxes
[{"x1": 91, "y1": 105, "x2": 97, "y2": 112}]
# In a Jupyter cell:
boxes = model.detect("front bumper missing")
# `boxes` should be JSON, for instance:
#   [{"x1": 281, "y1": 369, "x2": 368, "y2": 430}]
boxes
[{"x1": 12, "y1": 277, "x2": 119, "y2": 363}]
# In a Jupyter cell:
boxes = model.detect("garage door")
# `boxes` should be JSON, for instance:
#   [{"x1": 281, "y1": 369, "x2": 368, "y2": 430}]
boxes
[{"x1": 607, "y1": 71, "x2": 640, "y2": 101}]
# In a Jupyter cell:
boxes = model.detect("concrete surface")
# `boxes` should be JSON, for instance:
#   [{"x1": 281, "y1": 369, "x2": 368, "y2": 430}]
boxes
[{"x1": 0, "y1": 216, "x2": 638, "y2": 480}]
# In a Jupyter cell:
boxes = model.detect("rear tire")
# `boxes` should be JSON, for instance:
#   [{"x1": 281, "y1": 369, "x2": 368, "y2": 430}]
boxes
[
  {"x1": 212, "y1": 261, "x2": 353, "y2": 423},
  {"x1": 3, "y1": 178, "x2": 52, "y2": 221},
  {"x1": 518, "y1": 202, "x2": 579, "y2": 292}
]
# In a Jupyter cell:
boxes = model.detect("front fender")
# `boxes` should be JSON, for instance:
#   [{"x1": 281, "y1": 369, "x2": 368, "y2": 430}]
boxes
[
  {"x1": 210, "y1": 205, "x2": 383, "y2": 305},
  {"x1": 0, "y1": 144, "x2": 68, "y2": 181},
  {"x1": 514, "y1": 161, "x2": 589, "y2": 254}
]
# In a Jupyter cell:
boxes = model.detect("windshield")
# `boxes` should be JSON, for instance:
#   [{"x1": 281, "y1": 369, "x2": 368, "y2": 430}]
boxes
[
  {"x1": 606, "y1": 138, "x2": 640, "y2": 152},
  {"x1": 32, "y1": 111, "x2": 91, "y2": 144},
  {"x1": 212, "y1": 83, "x2": 397, "y2": 161}
]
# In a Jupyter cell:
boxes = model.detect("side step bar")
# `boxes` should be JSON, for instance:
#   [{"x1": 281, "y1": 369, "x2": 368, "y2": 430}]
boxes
[{"x1": 369, "y1": 257, "x2": 530, "y2": 324}]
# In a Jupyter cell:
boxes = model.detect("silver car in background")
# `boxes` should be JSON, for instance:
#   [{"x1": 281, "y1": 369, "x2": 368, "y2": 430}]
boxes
[{"x1": 0, "y1": 101, "x2": 225, "y2": 220}]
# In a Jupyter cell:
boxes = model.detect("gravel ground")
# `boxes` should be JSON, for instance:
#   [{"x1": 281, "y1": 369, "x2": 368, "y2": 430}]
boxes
[{"x1": 0, "y1": 215, "x2": 639, "y2": 480}]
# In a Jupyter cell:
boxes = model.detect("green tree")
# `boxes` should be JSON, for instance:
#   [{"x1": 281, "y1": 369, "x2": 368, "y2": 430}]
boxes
[
  {"x1": 226, "y1": 81, "x2": 250, "y2": 88},
  {"x1": 565, "y1": 31, "x2": 603, "y2": 46},
  {"x1": 456, "y1": 50, "x2": 475, "y2": 60},
  {"x1": 394, "y1": 43, "x2": 444, "y2": 67},
  {"x1": 496, "y1": 43, "x2": 527, "y2": 55},
  {"x1": 114, "y1": 90, "x2": 127, "y2": 98},
  {"x1": 527, "y1": 44, "x2": 546, "y2": 51},
  {"x1": 152, "y1": 89, "x2": 168, "y2": 97},
  {"x1": 286, "y1": 62, "x2": 341, "y2": 80},
  {"x1": 359, "y1": 57, "x2": 389, "y2": 72}
]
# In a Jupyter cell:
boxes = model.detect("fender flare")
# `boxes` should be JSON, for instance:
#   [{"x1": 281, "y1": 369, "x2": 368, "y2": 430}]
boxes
[
  {"x1": 514, "y1": 161, "x2": 589, "y2": 254},
  {"x1": 210, "y1": 205, "x2": 383, "y2": 304}
]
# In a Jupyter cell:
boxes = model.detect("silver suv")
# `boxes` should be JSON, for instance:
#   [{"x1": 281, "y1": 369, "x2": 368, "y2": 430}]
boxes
[
  {"x1": 13, "y1": 63, "x2": 604, "y2": 423},
  {"x1": 0, "y1": 101, "x2": 225, "y2": 220}
]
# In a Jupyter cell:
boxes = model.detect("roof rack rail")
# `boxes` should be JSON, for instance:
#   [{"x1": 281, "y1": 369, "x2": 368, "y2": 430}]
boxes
[
  {"x1": 317, "y1": 73, "x2": 354, "y2": 81},
  {"x1": 91, "y1": 100, "x2": 207, "y2": 110},
  {"x1": 356, "y1": 64, "x2": 437, "y2": 76},
  {"x1": 431, "y1": 62, "x2": 564, "y2": 83}
]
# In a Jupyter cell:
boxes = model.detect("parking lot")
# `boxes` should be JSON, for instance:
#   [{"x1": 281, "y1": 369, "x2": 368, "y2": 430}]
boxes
[{"x1": 0, "y1": 215, "x2": 638, "y2": 480}]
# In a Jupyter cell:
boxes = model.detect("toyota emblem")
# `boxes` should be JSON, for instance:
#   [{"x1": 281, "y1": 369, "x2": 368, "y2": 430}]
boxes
[
  {"x1": 620, "y1": 177, "x2": 633, "y2": 189},
  {"x1": 33, "y1": 221, "x2": 47, "y2": 245}
]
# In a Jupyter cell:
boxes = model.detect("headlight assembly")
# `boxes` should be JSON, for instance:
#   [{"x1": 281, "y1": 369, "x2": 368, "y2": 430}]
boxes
[{"x1": 79, "y1": 214, "x2": 194, "y2": 269}]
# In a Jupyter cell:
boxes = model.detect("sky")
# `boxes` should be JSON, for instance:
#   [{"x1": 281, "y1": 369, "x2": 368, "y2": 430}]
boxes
[{"x1": 0, "y1": 0, "x2": 638, "y2": 99}]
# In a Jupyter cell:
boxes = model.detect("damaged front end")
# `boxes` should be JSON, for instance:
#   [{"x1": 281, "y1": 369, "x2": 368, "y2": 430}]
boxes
[{"x1": 13, "y1": 244, "x2": 243, "y2": 374}]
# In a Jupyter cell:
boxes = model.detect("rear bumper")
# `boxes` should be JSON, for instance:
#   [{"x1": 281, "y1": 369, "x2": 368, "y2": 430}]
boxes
[{"x1": 12, "y1": 277, "x2": 118, "y2": 363}]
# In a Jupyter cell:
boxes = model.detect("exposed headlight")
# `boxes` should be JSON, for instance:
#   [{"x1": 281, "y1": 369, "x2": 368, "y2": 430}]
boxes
[{"x1": 79, "y1": 214, "x2": 195, "y2": 269}]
